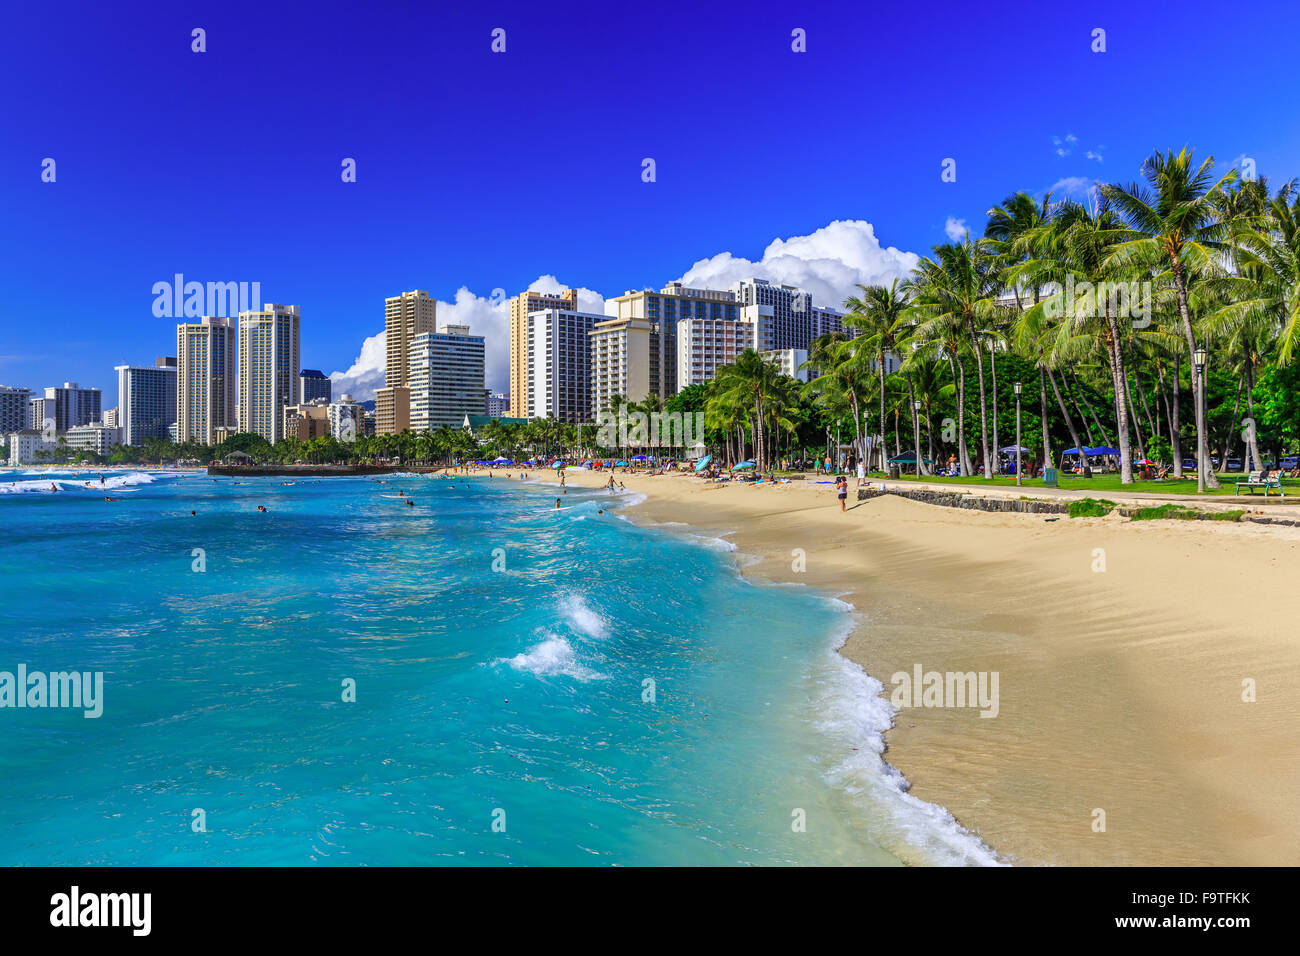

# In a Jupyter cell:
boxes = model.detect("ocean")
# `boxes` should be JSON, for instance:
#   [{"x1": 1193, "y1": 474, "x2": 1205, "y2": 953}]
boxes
[{"x1": 0, "y1": 469, "x2": 998, "y2": 865}]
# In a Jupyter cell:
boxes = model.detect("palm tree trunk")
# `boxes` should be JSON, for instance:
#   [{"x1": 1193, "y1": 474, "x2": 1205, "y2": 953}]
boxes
[
  {"x1": 1221, "y1": 374, "x2": 1243, "y2": 471},
  {"x1": 1048, "y1": 368, "x2": 1084, "y2": 472},
  {"x1": 989, "y1": 342, "x2": 999, "y2": 472},
  {"x1": 1039, "y1": 366, "x2": 1052, "y2": 470},
  {"x1": 950, "y1": 353, "x2": 972, "y2": 475},
  {"x1": 907, "y1": 374, "x2": 927, "y2": 475},
  {"x1": 1172, "y1": 268, "x2": 1218, "y2": 488},
  {"x1": 1106, "y1": 312, "x2": 1133, "y2": 483},
  {"x1": 968, "y1": 323, "x2": 992, "y2": 477},
  {"x1": 1245, "y1": 357, "x2": 1262, "y2": 472}
]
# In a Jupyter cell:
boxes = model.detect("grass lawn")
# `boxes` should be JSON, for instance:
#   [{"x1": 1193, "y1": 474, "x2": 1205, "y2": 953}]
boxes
[{"x1": 873, "y1": 471, "x2": 1297, "y2": 498}]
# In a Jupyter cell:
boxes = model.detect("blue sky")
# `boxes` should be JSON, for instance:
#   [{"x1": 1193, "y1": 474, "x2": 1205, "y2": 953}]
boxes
[{"x1": 3, "y1": 0, "x2": 1298, "y2": 398}]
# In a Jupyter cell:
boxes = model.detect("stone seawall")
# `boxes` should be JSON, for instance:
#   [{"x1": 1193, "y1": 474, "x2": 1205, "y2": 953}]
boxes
[{"x1": 855, "y1": 487, "x2": 1070, "y2": 515}]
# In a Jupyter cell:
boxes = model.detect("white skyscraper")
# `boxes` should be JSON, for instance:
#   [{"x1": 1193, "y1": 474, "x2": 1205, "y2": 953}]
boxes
[
  {"x1": 237, "y1": 304, "x2": 301, "y2": 443},
  {"x1": 177, "y1": 316, "x2": 237, "y2": 445},
  {"x1": 527, "y1": 309, "x2": 604, "y2": 422}
]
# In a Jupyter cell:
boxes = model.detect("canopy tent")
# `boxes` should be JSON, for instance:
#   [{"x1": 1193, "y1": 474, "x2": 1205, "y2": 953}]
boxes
[
  {"x1": 888, "y1": 451, "x2": 934, "y2": 463},
  {"x1": 1062, "y1": 446, "x2": 1122, "y2": 456}
]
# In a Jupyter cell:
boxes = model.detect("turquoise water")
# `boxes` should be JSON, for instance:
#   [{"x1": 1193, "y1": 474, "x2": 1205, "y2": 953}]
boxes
[{"x1": 0, "y1": 469, "x2": 996, "y2": 865}]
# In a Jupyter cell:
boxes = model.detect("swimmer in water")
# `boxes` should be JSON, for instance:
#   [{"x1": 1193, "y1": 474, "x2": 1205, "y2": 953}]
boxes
[
  {"x1": 555, "y1": 498, "x2": 561, "y2": 509},
  {"x1": 190, "y1": 511, "x2": 196, "y2": 516},
  {"x1": 406, "y1": 499, "x2": 414, "y2": 506},
  {"x1": 257, "y1": 505, "x2": 267, "y2": 513},
  {"x1": 104, "y1": 496, "x2": 115, "y2": 502},
  {"x1": 50, "y1": 482, "x2": 58, "y2": 492}
]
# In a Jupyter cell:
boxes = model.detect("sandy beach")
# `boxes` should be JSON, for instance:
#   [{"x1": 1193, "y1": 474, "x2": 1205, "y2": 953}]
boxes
[{"x1": 504, "y1": 466, "x2": 1300, "y2": 866}]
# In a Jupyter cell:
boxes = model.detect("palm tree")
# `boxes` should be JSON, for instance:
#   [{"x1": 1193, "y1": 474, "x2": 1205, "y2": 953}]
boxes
[
  {"x1": 712, "y1": 350, "x2": 783, "y2": 471},
  {"x1": 843, "y1": 280, "x2": 910, "y2": 471},
  {"x1": 907, "y1": 237, "x2": 1004, "y2": 477},
  {"x1": 1102, "y1": 148, "x2": 1238, "y2": 490}
]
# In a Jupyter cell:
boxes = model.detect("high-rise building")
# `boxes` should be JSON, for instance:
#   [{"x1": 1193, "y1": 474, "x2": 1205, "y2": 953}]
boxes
[
  {"x1": 676, "y1": 317, "x2": 751, "y2": 392},
  {"x1": 408, "y1": 325, "x2": 487, "y2": 431},
  {"x1": 328, "y1": 394, "x2": 365, "y2": 442},
  {"x1": 377, "y1": 291, "x2": 436, "y2": 435},
  {"x1": 527, "y1": 309, "x2": 604, "y2": 423},
  {"x1": 300, "y1": 369, "x2": 332, "y2": 404},
  {"x1": 590, "y1": 316, "x2": 656, "y2": 418},
  {"x1": 731, "y1": 278, "x2": 846, "y2": 352},
  {"x1": 282, "y1": 401, "x2": 331, "y2": 441},
  {"x1": 509, "y1": 288, "x2": 578, "y2": 418},
  {"x1": 39, "y1": 382, "x2": 101, "y2": 432},
  {"x1": 0, "y1": 386, "x2": 30, "y2": 435},
  {"x1": 607, "y1": 283, "x2": 739, "y2": 399},
  {"x1": 762, "y1": 348, "x2": 811, "y2": 382},
  {"x1": 7, "y1": 430, "x2": 58, "y2": 465},
  {"x1": 115, "y1": 359, "x2": 178, "y2": 446},
  {"x1": 237, "y1": 304, "x2": 301, "y2": 443},
  {"x1": 28, "y1": 397, "x2": 47, "y2": 432},
  {"x1": 102, "y1": 406, "x2": 119, "y2": 428},
  {"x1": 177, "y1": 316, "x2": 237, "y2": 445},
  {"x1": 485, "y1": 392, "x2": 510, "y2": 417}
]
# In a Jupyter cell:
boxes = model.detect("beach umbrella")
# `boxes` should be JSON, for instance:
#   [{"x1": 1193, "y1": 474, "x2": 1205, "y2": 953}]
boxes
[
  {"x1": 888, "y1": 451, "x2": 933, "y2": 463},
  {"x1": 999, "y1": 445, "x2": 1032, "y2": 454},
  {"x1": 631, "y1": 454, "x2": 647, "y2": 461},
  {"x1": 615, "y1": 460, "x2": 629, "y2": 467},
  {"x1": 732, "y1": 461, "x2": 756, "y2": 470},
  {"x1": 492, "y1": 457, "x2": 510, "y2": 464},
  {"x1": 1135, "y1": 458, "x2": 1156, "y2": 466},
  {"x1": 693, "y1": 455, "x2": 712, "y2": 473},
  {"x1": 551, "y1": 461, "x2": 565, "y2": 470}
]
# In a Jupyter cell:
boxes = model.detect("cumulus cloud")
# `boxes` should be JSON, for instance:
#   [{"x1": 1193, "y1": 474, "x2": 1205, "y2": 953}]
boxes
[
  {"x1": 1049, "y1": 176, "x2": 1101, "y2": 201},
  {"x1": 330, "y1": 277, "x2": 605, "y2": 400},
  {"x1": 675, "y1": 219, "x2": 919, "y2": 313},
  {"x1": 944, "y1": 216, "x2": 968, "y2": 242},
  {"x1": 331, "y1": 220, "x2": 920, "y2": 400}
]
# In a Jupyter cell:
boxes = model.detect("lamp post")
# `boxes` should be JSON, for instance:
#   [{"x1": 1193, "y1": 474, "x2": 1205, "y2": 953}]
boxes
[
  {"x1": 1194, "y1": 347, "x2": 1208, "y2": 494},
  {"x1": 1014, "y1": 382, "x2": 1023, "y2": 487},
  {"x1": 913, "y1": 399, "x2": 922, "y2": 477}
]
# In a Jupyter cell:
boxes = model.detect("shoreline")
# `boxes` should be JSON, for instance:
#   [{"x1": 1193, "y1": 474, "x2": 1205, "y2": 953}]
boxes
[{"x1": 506, "y1": 465, "x2": 1300, "y2": 866}]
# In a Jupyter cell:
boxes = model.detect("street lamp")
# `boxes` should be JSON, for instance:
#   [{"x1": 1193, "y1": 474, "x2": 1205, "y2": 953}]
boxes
[
  {"x1": 1014, "y1": 382, "x2": 1023, "y2": 487},
  {"x1": 1194, "y1": 348, "x2": 1208, "y2": 494}
]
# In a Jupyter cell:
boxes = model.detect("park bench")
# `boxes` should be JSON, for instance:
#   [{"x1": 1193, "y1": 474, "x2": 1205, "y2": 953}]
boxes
[{"x1": 1234, "y1": 470, "x2": 1285, "y2": 496}]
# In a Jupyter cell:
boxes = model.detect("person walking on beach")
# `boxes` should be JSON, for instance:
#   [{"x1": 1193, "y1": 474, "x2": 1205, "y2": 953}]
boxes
[
  {"x1": 835, "y1": 475, "x2": 848, "y2": 512},
  {"x1": 856, "y1": 457, "x2": 866, "y2": 488}
]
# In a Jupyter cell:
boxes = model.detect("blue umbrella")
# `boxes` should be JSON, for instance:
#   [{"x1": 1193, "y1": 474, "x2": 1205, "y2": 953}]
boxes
[
  {"x1": 551, "y1": 461, "x2": 565, "y2": 470},
  {"x1": 615, "y1": 460, "x2": 629, "y2": 467},
  {"x1": 732, "y1": 461, "x2": 756, "y2": 471},
  {"x1": 693, "y1": 455, "x2": 712, "y2": 473},
  {"x1": 631, "y1": 455, "x2": 647, "y2": 461}
]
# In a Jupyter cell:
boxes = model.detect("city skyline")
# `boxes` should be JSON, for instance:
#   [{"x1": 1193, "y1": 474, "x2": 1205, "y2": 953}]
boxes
[{"x1": 7, "y1": 0, "x2": 1296, "y2": 399}]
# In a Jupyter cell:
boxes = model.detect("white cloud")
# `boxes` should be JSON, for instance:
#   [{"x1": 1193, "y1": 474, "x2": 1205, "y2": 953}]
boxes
[
  {"x1": 329, "y1": 277, "x2": 605, "y2": 400},
  {"x1": 1085, "y1": 150, "x2": 1103, "y2": 163},
  {"x1": 1049, "y1": 176, "x2": 1100, "y2": 201},
  {"x1": 330, "y1": 220, "x2": 919, "y2": 401},
  {"x1": 944, "y1": 216, "x2": 968, "y2": 242},
  {"x1": 675, "y1": 219, "x2": 919, "y2": 313}
]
